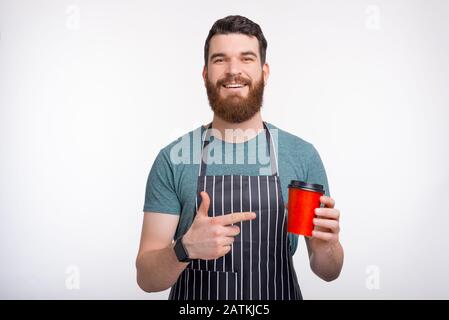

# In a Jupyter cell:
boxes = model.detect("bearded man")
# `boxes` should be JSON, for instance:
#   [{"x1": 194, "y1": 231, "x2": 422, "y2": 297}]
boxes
[{"x1": 136, "y1": 15, "x2": 343, "y2": 300}]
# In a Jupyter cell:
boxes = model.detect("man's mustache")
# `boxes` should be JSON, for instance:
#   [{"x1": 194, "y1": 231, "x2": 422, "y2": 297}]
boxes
[{"x1": 216, "y1": 76, "x2": 251, "y2": 87}]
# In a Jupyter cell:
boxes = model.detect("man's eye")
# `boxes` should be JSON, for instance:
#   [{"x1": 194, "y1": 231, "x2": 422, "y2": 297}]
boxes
[
  {"x1": 214, "y1": 59, "x2": 223, "y2": 63},
  {"x1": 243, "y1": 57, "x2": 254, "y2": 62}
]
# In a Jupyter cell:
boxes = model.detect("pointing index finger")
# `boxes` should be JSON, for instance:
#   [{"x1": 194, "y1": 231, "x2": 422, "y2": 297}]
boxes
[{"x1": 213, "y1": 211, "x2": 256, "y2": 226}]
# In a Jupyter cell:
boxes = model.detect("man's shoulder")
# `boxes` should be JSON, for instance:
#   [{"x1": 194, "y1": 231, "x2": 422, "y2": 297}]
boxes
[
  {"x1": 157, "y1": 125, "x2": 204, "y2": 165},
  {"x1": 266, "y1": 122, "x2": 325, "y2": 181},
  {"x1": 266, "y1": 122, "x2": 315, "y2": 151}
]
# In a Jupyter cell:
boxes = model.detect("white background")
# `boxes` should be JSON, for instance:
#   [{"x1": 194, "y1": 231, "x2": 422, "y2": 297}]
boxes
[{"x1": 1, "y1": 0, "x2": 448, "y2": 299}]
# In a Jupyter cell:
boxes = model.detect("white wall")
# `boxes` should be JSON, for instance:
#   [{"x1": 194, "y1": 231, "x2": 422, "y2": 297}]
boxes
[{"x1": 1, "y1": 0, "x2": 448, "y2": 299}]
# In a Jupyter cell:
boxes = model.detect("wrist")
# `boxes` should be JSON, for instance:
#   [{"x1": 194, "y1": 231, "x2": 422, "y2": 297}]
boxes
[
  {"x1": 174, "y1": 236, "x2": 192, "y2": 263},
  {"x1": 181, "y1": 231, "x2": 196, "y2": 259},
  {"x1": 311, "y1": 237, "x2": 340, "y2": 253}
]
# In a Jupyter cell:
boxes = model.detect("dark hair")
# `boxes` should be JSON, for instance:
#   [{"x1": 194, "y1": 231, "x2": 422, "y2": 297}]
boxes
[{"x1": 204, "y1": 15, "x2": 268, "y2": 67}]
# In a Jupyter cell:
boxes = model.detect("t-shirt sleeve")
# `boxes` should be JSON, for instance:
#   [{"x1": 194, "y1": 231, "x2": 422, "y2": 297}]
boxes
[
  {"x1": 143, "y1": 149, "x2": 181, "y2": 215},
  {"x1": 306, "y1": 144, "x2": 331, "y2": 197}
]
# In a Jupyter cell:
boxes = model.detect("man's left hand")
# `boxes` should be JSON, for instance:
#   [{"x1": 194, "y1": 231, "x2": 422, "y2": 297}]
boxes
[{"x1": 312, "y1": 196, "x2": 340, "y2": 244}]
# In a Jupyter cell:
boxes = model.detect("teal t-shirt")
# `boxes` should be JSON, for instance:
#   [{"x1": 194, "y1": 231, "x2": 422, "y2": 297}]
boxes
[{"x1": 143, "y1": 122, "x2": 330, "y2": 256}]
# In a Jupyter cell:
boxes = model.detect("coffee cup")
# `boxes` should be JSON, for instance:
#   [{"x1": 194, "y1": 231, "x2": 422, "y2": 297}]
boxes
[{"x1": 287, "y1": 180, "x2": 325, "y2": 237}]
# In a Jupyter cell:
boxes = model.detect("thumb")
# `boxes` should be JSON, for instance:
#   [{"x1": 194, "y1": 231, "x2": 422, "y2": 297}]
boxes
[{"x1": 197, "y1": 191, "x2": 211, "y2": 217}]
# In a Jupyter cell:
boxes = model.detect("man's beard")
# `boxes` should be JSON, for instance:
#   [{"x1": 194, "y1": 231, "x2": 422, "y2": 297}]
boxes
[{"x1": 205, "y1": 73, "x2": 265, "y2": 123}]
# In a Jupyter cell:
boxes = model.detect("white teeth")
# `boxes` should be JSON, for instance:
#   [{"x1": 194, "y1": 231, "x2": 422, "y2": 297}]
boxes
[{"x1": 224, "y1": 84, "x2": 245, "y2": 88}]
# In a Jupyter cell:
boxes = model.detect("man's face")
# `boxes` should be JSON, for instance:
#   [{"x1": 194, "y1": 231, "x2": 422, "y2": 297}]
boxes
[{"x1": 203, "y1": 33, "x2": 270, "y2": 123}]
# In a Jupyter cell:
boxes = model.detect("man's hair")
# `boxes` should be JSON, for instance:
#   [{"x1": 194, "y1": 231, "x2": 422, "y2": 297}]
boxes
[{"x1": 204, "y1": 15, "x2": 268, "y2": 67}]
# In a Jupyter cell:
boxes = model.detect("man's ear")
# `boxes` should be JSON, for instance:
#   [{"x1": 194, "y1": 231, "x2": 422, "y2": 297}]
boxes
[
  {"x1": 262, "y1": 63, "x2": 270, "y2": 85},
  {"x1": 202, "y1": 65, "x2": 207, "y2": 86}
]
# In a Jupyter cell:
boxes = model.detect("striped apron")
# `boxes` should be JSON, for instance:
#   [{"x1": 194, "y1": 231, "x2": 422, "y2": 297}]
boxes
[{"x1": 168, "y1": 122, "x2": 302, "y2": 300}]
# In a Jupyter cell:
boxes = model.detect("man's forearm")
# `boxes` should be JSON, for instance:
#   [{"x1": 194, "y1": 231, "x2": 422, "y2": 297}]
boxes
[
  {"x1": 309, "y1": 240, "x2": 344, "y2": 282},
  {"x1": 136, "y1": 242, "x2": 189, "y2": 292}
]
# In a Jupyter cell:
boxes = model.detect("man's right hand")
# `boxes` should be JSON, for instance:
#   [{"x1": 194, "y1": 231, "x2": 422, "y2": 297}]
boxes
[{"x1": 182, "y1": 191, "x2": 256, "y2": 260}]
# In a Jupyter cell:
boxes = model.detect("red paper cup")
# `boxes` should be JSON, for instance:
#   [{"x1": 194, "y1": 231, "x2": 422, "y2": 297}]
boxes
[{"x1": 287, "y1": 180, "x2": 325, "y2": 237}]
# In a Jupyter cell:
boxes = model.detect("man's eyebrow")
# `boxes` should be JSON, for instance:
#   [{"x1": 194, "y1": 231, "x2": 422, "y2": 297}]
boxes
[
  {"x1": 240, "y1": 51, "x2": 258, "y2": 58},
  {"x1": 209, "y1": 53, "x2": 226, "y2": 61},
  {"x1": 209, "y1": 51, "x2": 258, "y2": 61}
]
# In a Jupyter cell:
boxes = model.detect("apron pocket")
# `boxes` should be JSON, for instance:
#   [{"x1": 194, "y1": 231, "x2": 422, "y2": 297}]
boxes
[{"x1": 185, "y1": 268, "x2": 238, "y2": 300}]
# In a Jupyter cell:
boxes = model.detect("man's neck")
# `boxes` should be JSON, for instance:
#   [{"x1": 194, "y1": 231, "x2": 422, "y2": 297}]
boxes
[{"x1": 209, "y1": 112, "x2": 264, "y2": 143}]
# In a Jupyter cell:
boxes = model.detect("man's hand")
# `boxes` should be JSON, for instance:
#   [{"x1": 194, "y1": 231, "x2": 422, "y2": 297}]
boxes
[
  {"x1": 182, "y1": 191, "x2": 256, "y2": 260},
  {"x1": 312, "y1": 195, "x2": 340, "y2": 244}
]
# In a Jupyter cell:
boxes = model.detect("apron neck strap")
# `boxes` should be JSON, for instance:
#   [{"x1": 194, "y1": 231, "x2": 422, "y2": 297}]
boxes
[{"x1": 198, "y1": 121, "x2": 278, "y2": 177}]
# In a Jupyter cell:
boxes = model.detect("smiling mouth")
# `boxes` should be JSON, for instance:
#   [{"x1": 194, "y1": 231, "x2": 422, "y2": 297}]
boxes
[{"x1": 221, "y1": 83, "x2": 248, "y2": 90}]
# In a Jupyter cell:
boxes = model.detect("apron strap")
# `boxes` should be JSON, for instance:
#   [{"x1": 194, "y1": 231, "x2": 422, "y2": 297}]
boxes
[{"x1": 198, "y1": 121, "x2": 278, "y2": 177}]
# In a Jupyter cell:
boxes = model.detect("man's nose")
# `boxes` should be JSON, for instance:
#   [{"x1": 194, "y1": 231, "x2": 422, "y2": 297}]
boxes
[{"x1": 224, "y1": 58, "x2": 242, "y2": 76}]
